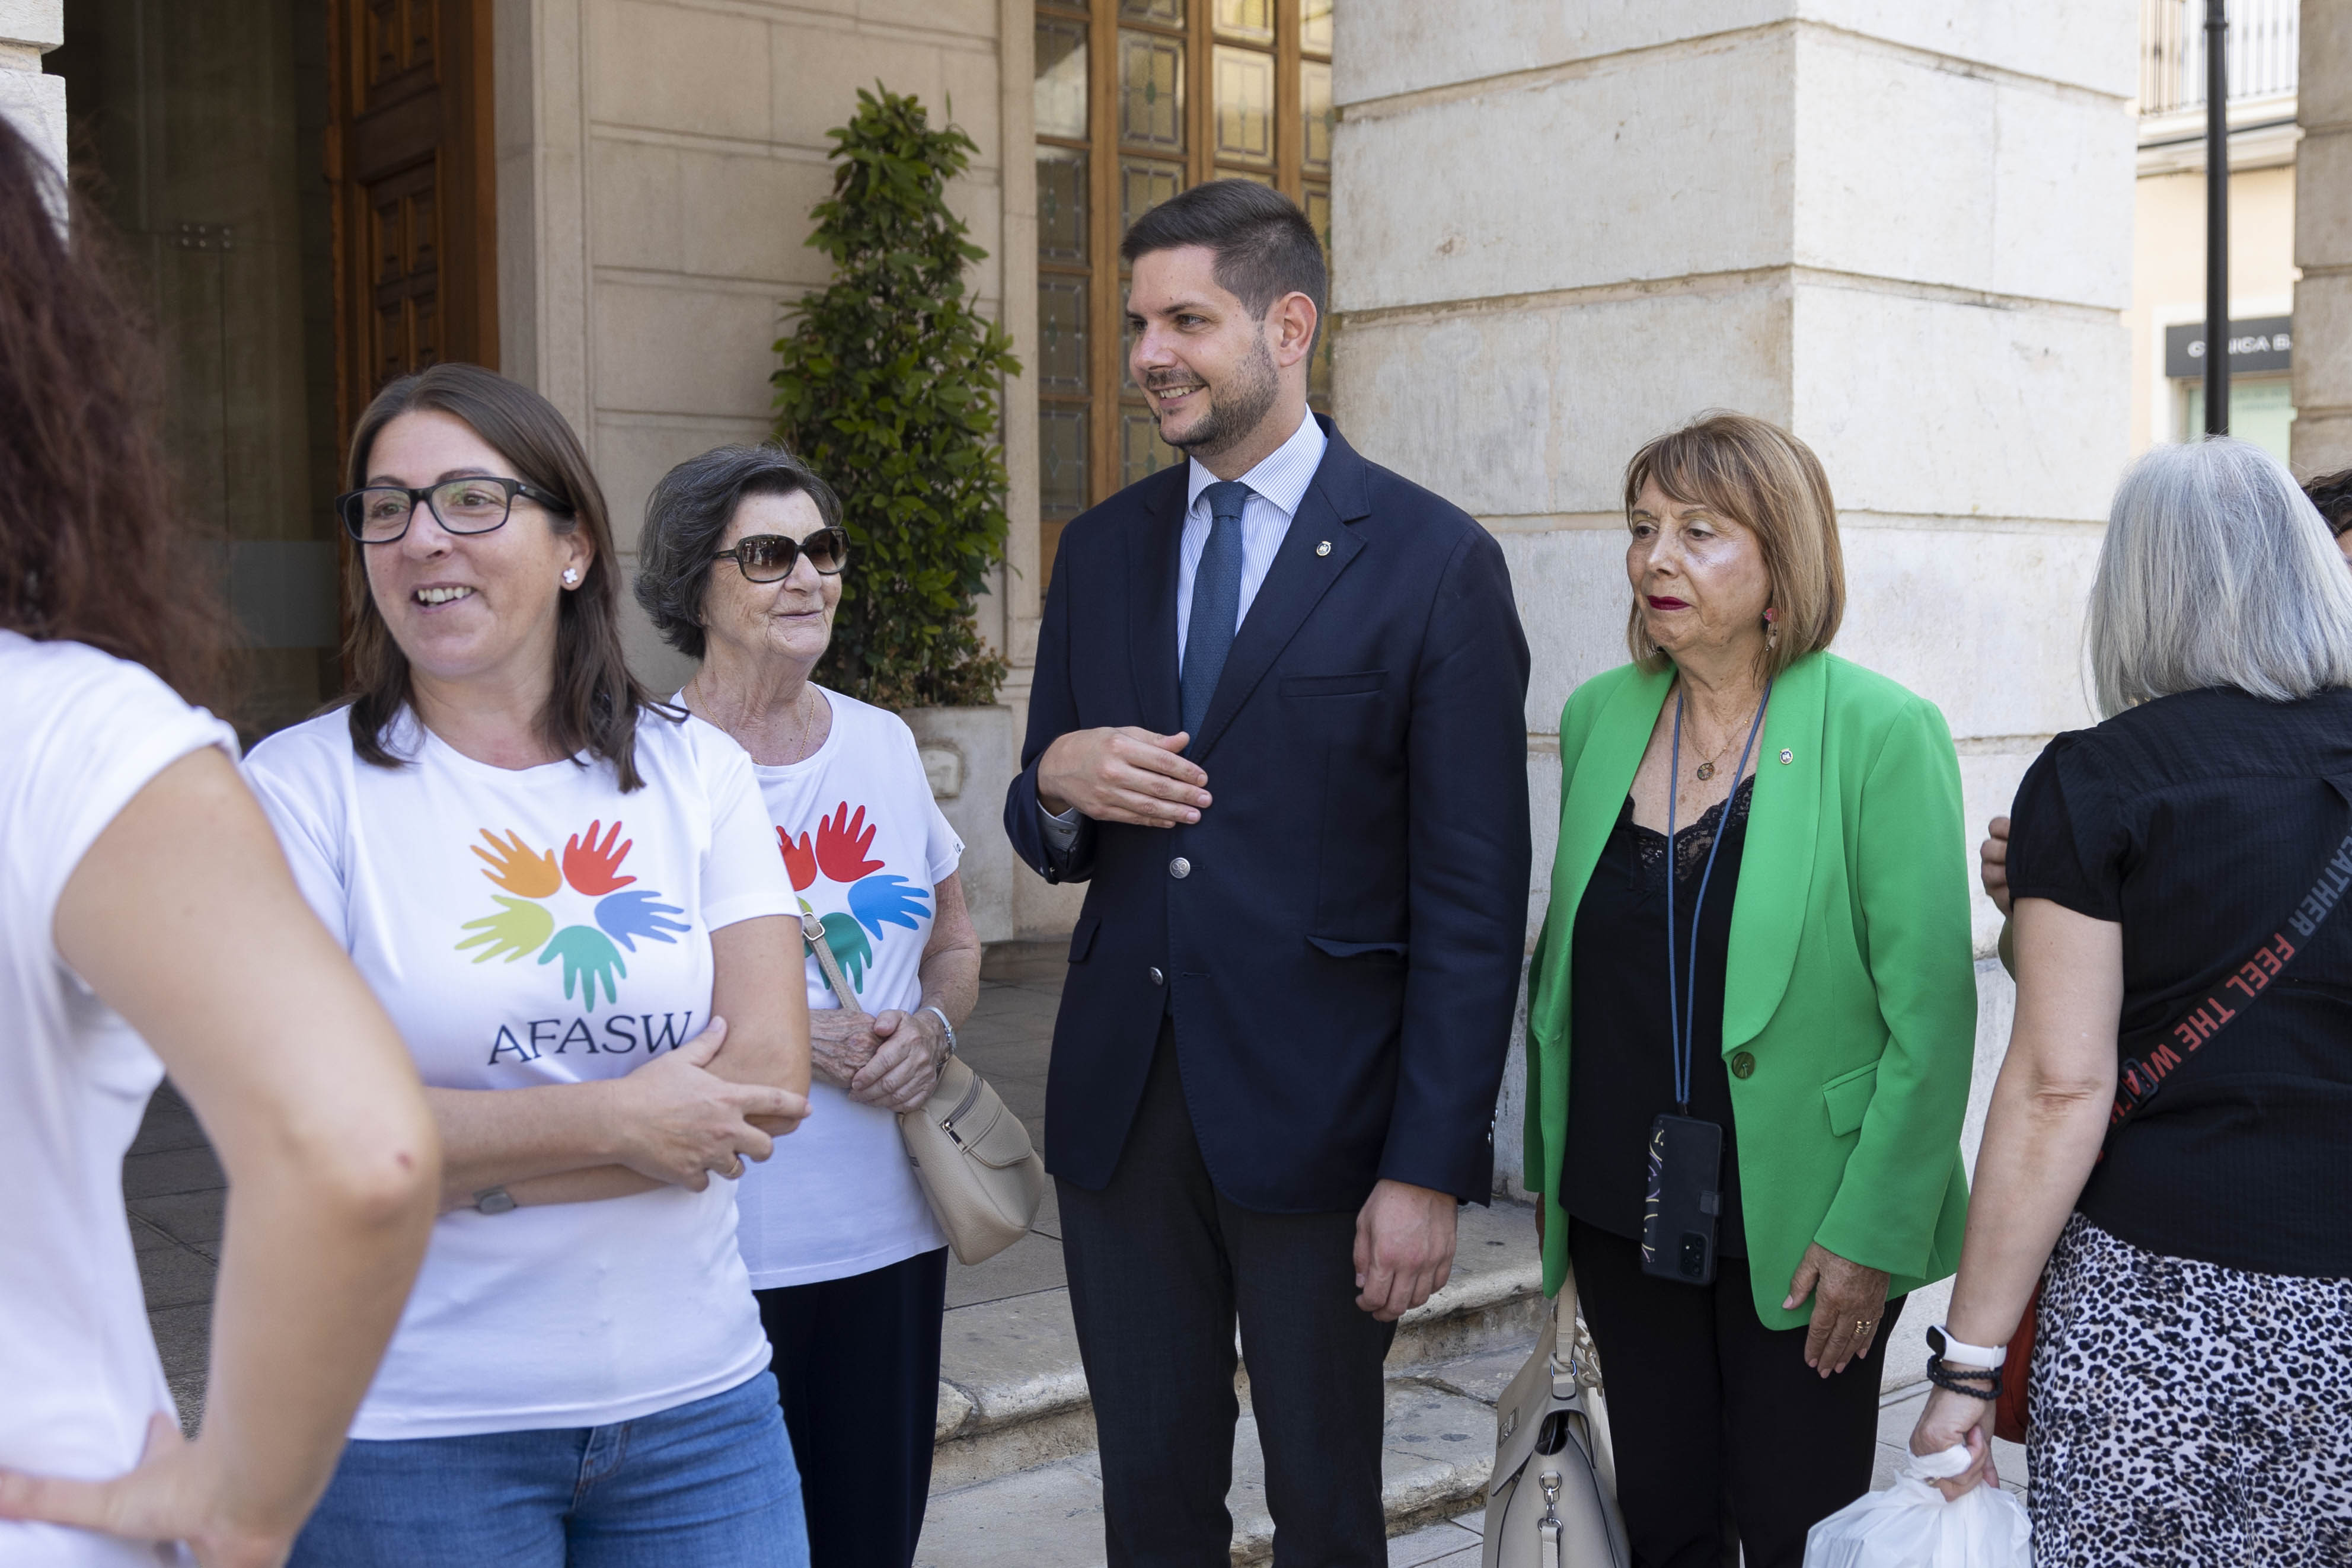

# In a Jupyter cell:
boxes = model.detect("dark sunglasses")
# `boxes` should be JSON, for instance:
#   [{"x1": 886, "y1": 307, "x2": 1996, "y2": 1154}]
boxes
[{"x1": 714, "y1": 528, "x2": 850, "y2": 582}]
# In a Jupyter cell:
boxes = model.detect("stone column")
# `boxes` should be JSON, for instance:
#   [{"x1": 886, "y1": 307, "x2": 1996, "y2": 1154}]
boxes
[
  {"x1": 1333, "y1": 4, "x2": 2136, "y2": 1384},
  {"x1": 2294, "y1": 0, "x2": 2352, "y2": 475},
  {"x1": 0, "y1": 0, "x2": 65, "y2": 168}
]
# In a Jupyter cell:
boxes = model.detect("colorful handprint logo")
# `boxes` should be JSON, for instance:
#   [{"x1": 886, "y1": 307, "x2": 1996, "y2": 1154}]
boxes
[
  {"x1": 457, "y1": 821, "x2": 688, "y2": 1011},
  {"x1": 778, "y1": 802, "x2": 931, "y2": 995}
]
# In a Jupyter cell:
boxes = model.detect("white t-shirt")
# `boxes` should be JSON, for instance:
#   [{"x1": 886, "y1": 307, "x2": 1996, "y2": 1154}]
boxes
[
  {"x1": 0, "y1": 632, "x2": 232, "y2": 1567},
  {"x1": 713, "y1": 688, "x2": 961, "y2": 1289},
  {"x1": 242, "y1": 705, "x2": 795, "y2": 1439}
]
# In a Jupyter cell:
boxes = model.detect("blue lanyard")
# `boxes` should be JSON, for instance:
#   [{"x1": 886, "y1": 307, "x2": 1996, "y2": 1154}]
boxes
[{"x1": 1664, "y1": 680, "x2": 1773, "y2": 1113}]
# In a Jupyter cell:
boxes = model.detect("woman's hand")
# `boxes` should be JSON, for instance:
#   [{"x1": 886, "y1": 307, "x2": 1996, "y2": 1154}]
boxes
[
  {"x1": 1783, "y1": 1242, "x2": 1893, "y2": 1375},
  {"x1": 808, "y1": 1006, "x2": 882, "y2": 1090},
  {"x1": 849, "y1": 1008, "x2": 949, "y2": 1113},
  {"x1": 1980, "y1": 816, "x2": 2012, "y2": 916},
  {"x1": 0, "y1": 1414, "x2": 292, "y2": 1568},
  {"x1": 1909, "y1": 1384, "x2": 2000, "y2": 1499},
  {"x1": 605, "y1": 1018, "x2": 808, "y2": 1189}
]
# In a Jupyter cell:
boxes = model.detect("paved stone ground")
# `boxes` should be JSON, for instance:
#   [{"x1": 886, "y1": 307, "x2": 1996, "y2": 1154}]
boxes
[{"x1": 121, "y1": 960, "x2": 2004, "y2": 1564}]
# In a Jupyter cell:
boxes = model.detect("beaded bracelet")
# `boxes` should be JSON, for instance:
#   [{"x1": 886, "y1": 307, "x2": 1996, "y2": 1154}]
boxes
[{"x1": 1926, "y1": 1353, "x2": 2003, "y2": 1401}]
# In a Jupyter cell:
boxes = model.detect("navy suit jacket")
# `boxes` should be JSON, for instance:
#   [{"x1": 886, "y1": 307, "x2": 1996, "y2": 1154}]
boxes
[{"x1": 1003, "y1": 419, "x2": 1533, "y2": 1212}]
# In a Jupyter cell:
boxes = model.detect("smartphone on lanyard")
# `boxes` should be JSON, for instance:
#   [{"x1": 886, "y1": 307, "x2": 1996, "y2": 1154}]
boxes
[
  {"x1": 1641, "y1": 1113, "x2": 1724, "y2": 1285},
  {"x1": 1638, "y1": 679, "x2": 1768, "y2": 1288}
]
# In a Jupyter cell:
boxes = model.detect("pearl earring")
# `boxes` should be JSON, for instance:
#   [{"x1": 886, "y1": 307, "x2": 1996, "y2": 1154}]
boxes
[{"x1": 563, "y1": 568, "x2": 580, "y2": 586}]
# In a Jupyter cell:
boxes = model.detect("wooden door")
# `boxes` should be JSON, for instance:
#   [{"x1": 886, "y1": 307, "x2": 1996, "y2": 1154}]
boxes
[{"x1": 327, "y1": 0, "x2": 496, "y2": 445}]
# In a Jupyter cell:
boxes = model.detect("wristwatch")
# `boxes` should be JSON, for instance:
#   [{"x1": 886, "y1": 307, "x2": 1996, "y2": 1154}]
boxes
[
  {"x1": 1925, "y1": 1323, "x2": 2006, "y2": 1368},
  {"x1": 920, "y1": 1004, "x2": 958, "y2": 1058},
  {"x1": 474, "y1": 1186, "x2": 516, "y2": 1215}
]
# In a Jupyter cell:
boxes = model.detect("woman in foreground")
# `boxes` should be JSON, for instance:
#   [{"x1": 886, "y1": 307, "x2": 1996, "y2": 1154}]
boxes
[
  {"x1": 0, "y1": 115, "x2": 439, "y2": 1567},
  {"x1": 1912, "y1": 437, "x2": 2352, "y2": 1563}
]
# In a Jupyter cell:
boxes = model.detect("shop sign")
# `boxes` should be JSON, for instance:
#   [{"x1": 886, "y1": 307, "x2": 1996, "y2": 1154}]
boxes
[{"x1": 2166, "y1": 315, "x2": 2293, "y2": 378}]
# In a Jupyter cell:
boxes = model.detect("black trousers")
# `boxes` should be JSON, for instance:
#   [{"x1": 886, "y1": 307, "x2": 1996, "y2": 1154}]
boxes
[
  {"x1": 1568, "y1": 1218, "x2": 1905, "y2": 1568},
  {"x1": 1058, "y1": 1027, "x2": 1397, "y2": 1568},
  {"x1": 755, "y1": 1246, "x2": 950, "y2": 1568}
]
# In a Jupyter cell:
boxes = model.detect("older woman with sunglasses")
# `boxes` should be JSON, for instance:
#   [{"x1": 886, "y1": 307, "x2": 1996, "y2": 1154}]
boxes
[{"x1": 636, "y1": 445, "x2": 979, "y2": 1568}]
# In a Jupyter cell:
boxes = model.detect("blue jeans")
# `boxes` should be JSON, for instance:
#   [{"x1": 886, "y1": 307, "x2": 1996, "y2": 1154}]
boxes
[{"x1": 291, "y1": 1371, "x2": 808, "y2": 1568}]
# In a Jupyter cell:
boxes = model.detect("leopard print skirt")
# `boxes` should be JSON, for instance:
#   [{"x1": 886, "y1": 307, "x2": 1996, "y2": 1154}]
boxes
[{"x1": 2028, "y1": 1212, "x2": 2352, "y2": 1566}]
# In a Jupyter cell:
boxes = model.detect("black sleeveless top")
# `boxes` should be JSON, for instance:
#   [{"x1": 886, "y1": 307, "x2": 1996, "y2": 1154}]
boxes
[{"x1": 1563, "y1": 777, "x2": 1753, "y2": 1254}]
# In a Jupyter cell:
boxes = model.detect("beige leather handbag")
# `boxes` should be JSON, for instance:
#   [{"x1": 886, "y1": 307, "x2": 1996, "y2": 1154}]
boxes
[
  {"x1": 801, "y1": 914, "x2": 1046, "y2": 1265},
  {"x1": 1482, "y1": 1264, "x2": 1629, "y2": 1568}
]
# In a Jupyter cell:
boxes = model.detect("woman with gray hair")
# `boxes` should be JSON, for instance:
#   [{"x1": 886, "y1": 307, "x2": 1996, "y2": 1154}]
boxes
[
  {"x1": 1910, "y1": 437, "x2": 2352, "y2": 1563},
  {"x1": 636, "y1": 446, "x2": 979, "y2": 1568}
]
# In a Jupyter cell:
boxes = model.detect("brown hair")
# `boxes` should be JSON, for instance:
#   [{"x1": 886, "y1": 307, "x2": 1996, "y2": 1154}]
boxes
[
  {"x1": 0, "y1": 116, "x2": 234, "y2": 710},
  {"x1": 342, "y1": 363, "x2": 663, "y2": 790},
  {"x1": 1622, "y1": 411, "x2": 1845, "y2": 679}
]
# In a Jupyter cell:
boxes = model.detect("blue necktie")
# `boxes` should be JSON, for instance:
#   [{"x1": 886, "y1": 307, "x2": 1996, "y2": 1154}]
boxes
[{"x1": 1181, "y1": 481, "x2": 1250, "y2": 739}]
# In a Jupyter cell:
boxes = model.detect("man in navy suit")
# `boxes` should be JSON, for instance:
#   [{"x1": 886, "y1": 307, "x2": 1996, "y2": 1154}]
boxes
[{"x1": 1003, "y1": 181, "x2": 1531, "y2": 1566}]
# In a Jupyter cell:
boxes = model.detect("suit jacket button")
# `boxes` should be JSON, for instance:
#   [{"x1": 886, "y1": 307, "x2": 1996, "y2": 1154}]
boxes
[
  {"x1": 1169, "y1": 857, "x2": 1191, "y2": 879},
  {"x1": 1148, "y1": 966, "x2": 1164, "y2": 986},
  {"x1": 1730, "y1": 1050, "x2": 1756, "y2": 1080}
]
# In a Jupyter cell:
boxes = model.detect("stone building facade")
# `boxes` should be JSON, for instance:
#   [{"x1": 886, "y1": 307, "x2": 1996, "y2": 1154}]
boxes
[{"x1": 9, "y1": 1, "x2": 2352, "y2": 1295}]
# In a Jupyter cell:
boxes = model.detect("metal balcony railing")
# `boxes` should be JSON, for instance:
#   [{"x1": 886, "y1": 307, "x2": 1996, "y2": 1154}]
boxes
[{"x1": 2140, "y1": 0, "x2": 2298, "y2": 115}]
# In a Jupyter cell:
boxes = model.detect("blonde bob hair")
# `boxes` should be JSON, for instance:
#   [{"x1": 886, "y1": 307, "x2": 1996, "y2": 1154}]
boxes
[
  {"x1": 2089, "y1": 437, "x2": 2352, "y2": 717},
  {"x1": 1624, "y1": 412, "x2": 1845, "y2": 680}
]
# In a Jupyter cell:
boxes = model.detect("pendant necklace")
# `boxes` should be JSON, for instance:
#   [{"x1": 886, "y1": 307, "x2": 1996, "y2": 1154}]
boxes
[{"x1": 1689, "y1": 732, "x2": 1738, "y2": 783}]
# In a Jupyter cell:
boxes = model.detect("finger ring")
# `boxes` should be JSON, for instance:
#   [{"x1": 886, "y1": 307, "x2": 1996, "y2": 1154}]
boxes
[
  {"x1": 724, "y1": 1157, "x2": 745, "y2": 1179},
  {"x1": 1856, "y1": 1318, "x2": 1874, "y2": 1334}
]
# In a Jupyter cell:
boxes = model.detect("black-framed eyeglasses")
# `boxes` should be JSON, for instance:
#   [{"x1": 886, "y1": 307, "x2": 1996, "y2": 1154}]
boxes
[
  {"x1": 713, "y1": 527, "x2": 850, "y2": 582},
  {"x1": 334, "y1": 477, "x2": 571, "y2": 544}
]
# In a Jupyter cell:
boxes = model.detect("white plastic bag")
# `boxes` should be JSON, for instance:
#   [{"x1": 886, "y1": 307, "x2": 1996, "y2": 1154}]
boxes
[{"x1": 1801, "y1": 1445, "x2": 2030, "y2": 1568}]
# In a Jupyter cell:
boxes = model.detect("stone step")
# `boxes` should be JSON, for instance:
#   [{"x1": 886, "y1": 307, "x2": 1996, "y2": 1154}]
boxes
[
  {"x1": 926, "y1": 1202, "x2": 1544, "y2": 1554},
  {"x1": 921, "y1": 1374, "x2": 1502, "y2": 1568}
]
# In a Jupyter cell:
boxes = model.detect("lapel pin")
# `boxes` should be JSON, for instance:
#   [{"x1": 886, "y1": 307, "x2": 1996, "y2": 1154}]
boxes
[
  {"x1": 1316, "y1": 540, "x2": 1332, "y2": 557},
  {"x1": 1780, "y1": 748, "x2": 1794, "y2": 765}
]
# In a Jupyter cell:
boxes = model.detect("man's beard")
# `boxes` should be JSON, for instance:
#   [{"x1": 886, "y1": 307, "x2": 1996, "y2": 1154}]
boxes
[{"x1": 1154, "y1": 334, "x2": 1280, "y2": 460}]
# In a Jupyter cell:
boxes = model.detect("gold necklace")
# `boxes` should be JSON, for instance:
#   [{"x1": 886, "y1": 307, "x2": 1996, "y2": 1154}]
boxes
[{"x1": 1687, "y1": 730, "x2": 1740, "y2": 783}]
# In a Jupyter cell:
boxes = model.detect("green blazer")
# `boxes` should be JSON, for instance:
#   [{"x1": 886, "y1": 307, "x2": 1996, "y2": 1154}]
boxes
[{"x1": 1523, "y1": 652, "x2": 1977, "y2": 1329}]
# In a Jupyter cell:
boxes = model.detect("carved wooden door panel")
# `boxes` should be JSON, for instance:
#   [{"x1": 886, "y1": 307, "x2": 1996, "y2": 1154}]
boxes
[{"x1": 327, "y1": 0, "x2": 495, "y2": 445}]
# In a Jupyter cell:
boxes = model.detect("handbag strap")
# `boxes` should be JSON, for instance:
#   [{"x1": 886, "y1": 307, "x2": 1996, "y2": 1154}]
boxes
[
  {"x1": 2107, "y1": 823, "x2": 2352, "y2": 1139},
  {"x1": 1548, "y1": 1262, "x2": 1603, "y2": 1394},
  {"x1": 800, "y1": 912, "x2": 858, "y2": 1009}
]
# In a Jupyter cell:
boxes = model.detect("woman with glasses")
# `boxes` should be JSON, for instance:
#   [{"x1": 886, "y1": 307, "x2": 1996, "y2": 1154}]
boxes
[
  {"x1": 241, "y1": 365, "x2": 816, "y2": 1567},
  {"x1": 635, "y1": 446, "x2": 978, "y2": 1568}
]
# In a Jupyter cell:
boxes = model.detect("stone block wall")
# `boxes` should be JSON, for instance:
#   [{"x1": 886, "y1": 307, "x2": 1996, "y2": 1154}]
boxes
[
  {"x1": 1333, "y1": 3, "x2": 2139, "y2": 1245},
  {"x1": 0, "y1": 0, "x2": 64, "y2": 167},
  {"x1": 2295, "y1": 0, "x2": 2352, "y2": 475},
  {"x1": 495, "y1": 0, "x2": 1017, "y2": 697}
]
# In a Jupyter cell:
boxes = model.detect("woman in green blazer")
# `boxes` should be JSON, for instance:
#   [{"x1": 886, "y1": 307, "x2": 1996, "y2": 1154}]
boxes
[{"x1": 1523, "y1": 414, "x2": 1977, "y2": 1568}]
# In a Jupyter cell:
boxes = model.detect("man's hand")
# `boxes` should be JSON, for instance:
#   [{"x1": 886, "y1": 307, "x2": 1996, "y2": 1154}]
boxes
[
  {"x1": 1352, "y1": 1180, "x2": 1459, "y2": 1321},
  {"x1": 1037, "y1": 727, "x2": 1211, "y2": 828},
  {"x1": 1981, "y1": 816, "x2": 2011, "y2": 916},
  {"x1": 0, "y1": 1413, "x2": 289, "y2": 1568}
]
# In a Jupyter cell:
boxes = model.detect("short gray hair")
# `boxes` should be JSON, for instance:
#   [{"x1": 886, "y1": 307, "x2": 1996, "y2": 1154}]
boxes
[
  {"x1": 2089, "y1": 437, "x2": 2352, "y2": 716},
  {"x1": 634, "y1": 444, "x2": 842, "y2": 662}
]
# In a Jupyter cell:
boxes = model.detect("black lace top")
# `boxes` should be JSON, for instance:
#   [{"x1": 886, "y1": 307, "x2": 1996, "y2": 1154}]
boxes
[{"x1": 1563, "y1": 778, "x2": 1753, "y2": 1255}]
